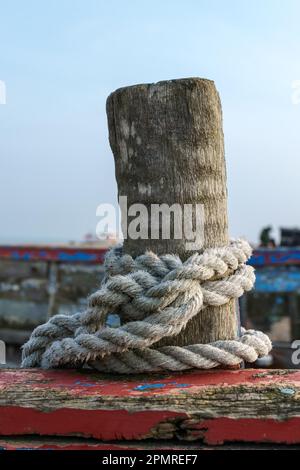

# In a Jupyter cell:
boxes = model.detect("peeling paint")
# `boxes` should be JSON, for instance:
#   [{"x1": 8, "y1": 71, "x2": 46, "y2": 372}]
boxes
[
  {"x1": 1, "y1": 369, "x2": 300, "y2": 444},
  {"x1": 279, "y1": 387, "x2": 295, "y2": 396},
  {"x1": 74, "y1": 381, "x2": 98, "y2": 388},
  {"x1": 133, "y1": 382, "x2": 190, "y2": 391},
  {"x1": 134, "y1": 383, "x2": 167, "y2": 391}
]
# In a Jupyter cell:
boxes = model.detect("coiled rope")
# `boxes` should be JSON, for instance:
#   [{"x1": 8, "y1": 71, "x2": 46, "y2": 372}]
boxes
[{"x1": 21, "y1": 239, "x2": 272, "y2": 373}]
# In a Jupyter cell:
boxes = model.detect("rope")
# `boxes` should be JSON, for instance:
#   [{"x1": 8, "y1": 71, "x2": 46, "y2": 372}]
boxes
[{"x1": 21, "y1": 239, "x2": 272, "y2": 373}]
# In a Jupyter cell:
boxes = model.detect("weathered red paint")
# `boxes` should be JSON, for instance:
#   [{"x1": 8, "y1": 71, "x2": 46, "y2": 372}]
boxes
[
  {"x1": 0, "y1": 368, "x2": 299, "y2": 446},
  {"x1": 0, "y1": 407, "x2": 185, "y2": 441},
  {"x1": 1, "y1": 368, "x2": 298, "y2": 397},
  {"x1": 1, "y1": 407, "x2": 300, "y2": 445},
  {"x1": 184, "y1": 417, "x2": 300, "y2": 445}
]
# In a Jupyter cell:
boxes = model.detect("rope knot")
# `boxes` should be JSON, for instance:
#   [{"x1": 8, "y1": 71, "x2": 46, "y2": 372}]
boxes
[{"x1": 21, "y1": 239, "x2": 272, "y2": 373}]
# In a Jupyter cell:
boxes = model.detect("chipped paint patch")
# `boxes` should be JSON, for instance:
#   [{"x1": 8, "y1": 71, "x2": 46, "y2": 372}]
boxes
[
  {"x1": 133, "y1": 381, "x2": 190, "y2": 392},
  {"x1": 279, "y1": 387, "x2": 295, "y2": 396},
  {"x1": 74, "y1": 381, "x2": 98, "y2": 388},
  {"x1": 134, "y1": 383, "x2": 166, "y2": 391},
  {"x1": 252, "y1": 370, "x2": 296, "y2": 379}
]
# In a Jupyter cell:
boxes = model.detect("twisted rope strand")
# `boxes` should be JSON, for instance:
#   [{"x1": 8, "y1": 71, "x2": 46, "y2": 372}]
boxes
[{"x1": 21, "y1": 239, "x2": 272, "y2": 372}]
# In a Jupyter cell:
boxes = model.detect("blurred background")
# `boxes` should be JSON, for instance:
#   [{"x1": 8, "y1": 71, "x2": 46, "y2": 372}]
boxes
[{"x1": 1, "y1": 0, "x2": 300, "y2": 366}]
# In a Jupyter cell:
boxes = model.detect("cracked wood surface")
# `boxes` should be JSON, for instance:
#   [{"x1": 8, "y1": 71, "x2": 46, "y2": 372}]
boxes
[{"x1": 0, "y1": 368, "x2": 299, "y2": 445}]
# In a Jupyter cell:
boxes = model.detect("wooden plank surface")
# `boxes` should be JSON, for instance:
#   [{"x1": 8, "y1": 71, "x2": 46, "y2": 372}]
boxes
[
  {"x1": 0, "y1": 437, "x2": 206, "y2": 450},
  {"x1": 0, "y1": 369, "x2": 300, "y2": 445},
  {"x1": 0, "y1": 437, "x2": 299, "y2": 451}
]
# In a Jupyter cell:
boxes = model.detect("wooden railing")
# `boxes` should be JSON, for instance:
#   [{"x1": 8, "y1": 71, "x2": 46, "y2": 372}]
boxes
[{"x1": 0, "y1": 245, "x2": 108, "y2": 264}]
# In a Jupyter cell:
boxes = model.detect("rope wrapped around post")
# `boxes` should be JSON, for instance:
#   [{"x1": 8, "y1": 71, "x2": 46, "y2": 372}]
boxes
[{"x1": 21, "y1": 239, "x2": 272, "y2": 373}]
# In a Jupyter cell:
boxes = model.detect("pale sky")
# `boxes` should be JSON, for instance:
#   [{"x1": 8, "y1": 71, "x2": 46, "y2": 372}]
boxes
[{"x1": 1, "y1": 0, "x2": 300, "y2": 245}]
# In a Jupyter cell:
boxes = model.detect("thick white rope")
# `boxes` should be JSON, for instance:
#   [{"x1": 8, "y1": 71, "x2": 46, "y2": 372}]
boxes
[{"x1": 21, "y1": 239, "x2": 272, "y2": 373}]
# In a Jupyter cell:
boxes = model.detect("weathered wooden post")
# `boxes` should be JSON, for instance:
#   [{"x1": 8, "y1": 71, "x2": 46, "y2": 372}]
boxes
[
  {"x1": 0, "y1": 79, "x2": 294, "y2": 450},
  {"x1": 106, "y1": 78, "x2": 236, "y2": 346}
]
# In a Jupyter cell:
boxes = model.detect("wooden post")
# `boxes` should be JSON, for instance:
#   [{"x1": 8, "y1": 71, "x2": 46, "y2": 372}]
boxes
[{"x1": 106, "y1": 77, "x2": 236, "y2": 346}]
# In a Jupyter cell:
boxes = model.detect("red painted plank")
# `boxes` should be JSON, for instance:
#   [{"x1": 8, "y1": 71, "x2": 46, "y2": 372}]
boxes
[
  {"x1": 0, "y1": 440, "x2": 197, "y2": 450},
  {"x1": 1, "y1": 368, "x2": 299, "y2": 397},
  {"x1": 1, "y1": 407, "x2": 300, "y2": 445},
  {"x1": 0, "y1": 407, "x2": 184, "y2": 441},
  {"x1": 194, "y1": 417, "x2": 300, "y2": 445},
  {"x1": 1, "y1": 438, "x2": 296, "y2": 450},
  {"x1": 0, "y1": 440, "x2": 139, "y2": 450},
  {"x1": 0, "y1": 369, "x2": 299, "y2": 445}
]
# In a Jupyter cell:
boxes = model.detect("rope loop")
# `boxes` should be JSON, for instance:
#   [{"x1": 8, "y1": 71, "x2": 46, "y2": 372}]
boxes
[{"x1": 21, "y1": 239, "x2": 272, "y2": 373}]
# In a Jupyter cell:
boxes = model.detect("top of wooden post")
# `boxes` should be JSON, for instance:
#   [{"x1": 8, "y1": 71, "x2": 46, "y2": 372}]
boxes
[{"x1": 106, "y1": 77, "x2": 227, "y2": 259}]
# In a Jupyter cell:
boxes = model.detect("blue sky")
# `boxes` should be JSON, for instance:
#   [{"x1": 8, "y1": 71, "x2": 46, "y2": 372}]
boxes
[{"x1": 1, "y1": 0, "x2": 300, "y2": 244}]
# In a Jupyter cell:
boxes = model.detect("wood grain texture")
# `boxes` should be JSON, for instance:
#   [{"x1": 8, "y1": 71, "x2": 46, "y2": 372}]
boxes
[
  {"x1": 106, "y1": 78, "x2": 235, "y2": 346},
  {"x1": 0, "y1": 368, "x2": 299, "y2": 445}
]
